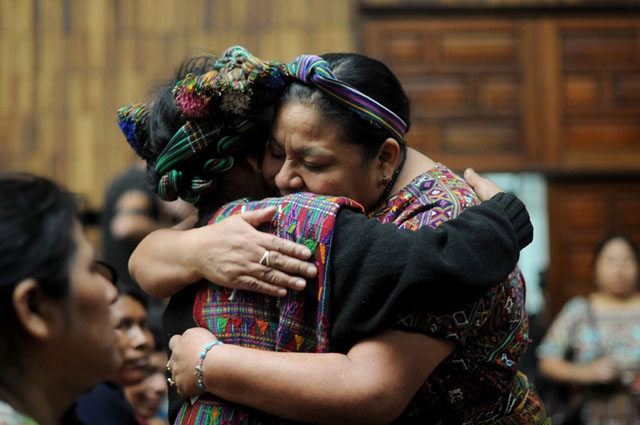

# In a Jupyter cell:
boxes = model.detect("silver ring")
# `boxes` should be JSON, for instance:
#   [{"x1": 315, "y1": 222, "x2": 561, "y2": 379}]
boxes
[
  {"x1": 259, "y1": 250, "x2": 270, "y2": 267},
  {"x1": 166, "y1": 360, "x2": 171, "y2": 373},
  {"x1": 167, "y1": 377, "x2": 176, "y2": 387}
]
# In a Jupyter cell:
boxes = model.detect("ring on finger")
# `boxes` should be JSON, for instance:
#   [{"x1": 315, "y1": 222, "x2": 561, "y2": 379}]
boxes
[
  {"x1": 259, "y1": 250, "x2": 271, "y2": 267},
  {"x1": 166, "y1": 360, "x2": 171, "y2": 373},
  {"x1": 167, "y1": 377, "x2": 176, "y2": 387}
]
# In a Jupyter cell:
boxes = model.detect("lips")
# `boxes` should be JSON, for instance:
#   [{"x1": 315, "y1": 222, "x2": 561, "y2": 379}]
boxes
[{"x1": 123, "y1": 356, "x2": 150, "y2": 368}]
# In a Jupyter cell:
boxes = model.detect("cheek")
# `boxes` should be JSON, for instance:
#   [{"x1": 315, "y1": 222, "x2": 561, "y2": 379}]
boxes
[{"x1": 261, "y1": 155, "x2": 281, "y2": 183}]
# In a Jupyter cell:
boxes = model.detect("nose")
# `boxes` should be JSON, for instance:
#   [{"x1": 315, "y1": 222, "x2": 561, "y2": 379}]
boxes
[
  {"x1": 274, "y1": 161, "x2": 304, "y2": 194},
  {"x1": 129, "y1": 325, "x2": 153, "y2": 352}
]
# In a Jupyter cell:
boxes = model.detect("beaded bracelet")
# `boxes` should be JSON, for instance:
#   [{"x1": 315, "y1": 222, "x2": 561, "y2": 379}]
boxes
[{"x1": 194, "y1": 340, "x2": 224, "y2": 391}]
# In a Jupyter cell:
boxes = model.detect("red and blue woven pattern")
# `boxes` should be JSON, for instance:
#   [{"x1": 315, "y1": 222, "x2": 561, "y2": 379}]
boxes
[{"x1": 176, "y1": 193, "x2": 363, "y2": 424}]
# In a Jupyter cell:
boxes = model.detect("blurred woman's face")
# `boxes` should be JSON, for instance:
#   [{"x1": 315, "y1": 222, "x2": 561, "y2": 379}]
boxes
[
  {"x1": 124, "y1": 351, "x2": 168, "y2": 420},
  {"x1": 594, "y1": 238, "x2": 639, "y2": 298},
  {"x1": 59, "y1": 223, "x2": 121, "y2": 391},
  {"x1": 262, "y1": 102, "x2": 384, "y2": 210},
  {"x1": 110, "y1": 295, "x2": 153, "y2": 386}
]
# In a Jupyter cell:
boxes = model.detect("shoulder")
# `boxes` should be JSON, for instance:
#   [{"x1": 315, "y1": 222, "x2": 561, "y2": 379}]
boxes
[
  {"x1": 75, "y1": 382, "x2": 136, "y2": 424},
  {"x1": 560, "y1": 296, "x2": 590, "y2": 316}
]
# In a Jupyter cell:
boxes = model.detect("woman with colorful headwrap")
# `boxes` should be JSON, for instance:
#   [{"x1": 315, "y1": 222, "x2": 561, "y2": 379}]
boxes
[{"x1": 127, "y1": 47, "x2": 543, "y2": 424}]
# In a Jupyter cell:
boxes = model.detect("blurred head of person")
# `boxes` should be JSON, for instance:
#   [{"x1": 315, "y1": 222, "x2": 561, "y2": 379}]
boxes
[
  {"x1": 593, "y1": 234, "x2": 639, "y2": 300},
  {"x1": 124, "y1": 350, "x2": 168, "y2": 424},
  {"x1": 109, "y1": 288, "x2": 154, "y2": 386},
  {"x1": 0, "y1": 173, "x2": 120, "y2": 425}
]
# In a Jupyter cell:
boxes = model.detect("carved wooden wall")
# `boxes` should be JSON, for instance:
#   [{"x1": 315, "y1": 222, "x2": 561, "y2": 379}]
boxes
[
  {"x1": 547, "y1": 176, "x2": 640, "y2": 316},
  {"x1": 363, "y1": 18, "x2": 537, "y2": 172},
  {"x1": 362, "y1": 15, "x2": 640, "y2": 174}
]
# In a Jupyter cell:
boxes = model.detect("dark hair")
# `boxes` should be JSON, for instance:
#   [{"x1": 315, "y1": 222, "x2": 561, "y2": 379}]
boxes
[
  {"x1": 281, "y1": 53, "x2": 411, "y2": 160},
  {"x1": 145, "y1": 55, "x2": 269, "y2": 225},
  {"x1": 117, "y1": 285, "x2": 150, "y2": 311},
  {"x1": 593, "y1": 233, "x2": 640, "y2": 268},
  {"x1": 0, "y1": 173, "x2": 78, "y2": 349}
]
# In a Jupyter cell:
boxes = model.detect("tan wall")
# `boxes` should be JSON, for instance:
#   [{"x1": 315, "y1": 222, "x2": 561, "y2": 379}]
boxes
[{"x1": 0, "y1": 0, "x2": 355, "y2": 207}]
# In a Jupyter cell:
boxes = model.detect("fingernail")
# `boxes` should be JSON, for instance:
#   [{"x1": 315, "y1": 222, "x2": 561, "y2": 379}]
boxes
[
  {"x1": 307, "y1": 266, "x2": 317, "y2": 275},
  {"x1": 295, "y1": 279, "x2": 306, "y2": 289},
  {"x1": 301, "y1": 247, "x2": 311, "y2": 257},
  {"x1": 277, "y1": 288, "x2": 287, "y2": 297}
]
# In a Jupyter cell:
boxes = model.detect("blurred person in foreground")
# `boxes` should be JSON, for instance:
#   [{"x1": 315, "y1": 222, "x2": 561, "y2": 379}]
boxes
[
  {"x1": 0, "y1": 173, "x2": 120, "y2": 425},
  {"x1": 537, "y1": 233, "x2": 640, "y2": 424}
]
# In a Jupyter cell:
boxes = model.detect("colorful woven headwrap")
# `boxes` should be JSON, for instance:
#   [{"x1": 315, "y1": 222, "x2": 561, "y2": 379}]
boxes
[
  {"x1": 117, "y1": 103, "x2": 150, "y2": 155},
  {"x1": 150, "y1": 46, "x2": 288, "y2": 204},
  {"x1": 287, "y1": 55, "x2": 407, "y2": 140},
  {"x1": 154, "y1": 118, "x2": 250, "y2": 203},
  {"x1": 173, "y1": 45, "x2": 289, "y2": 120}
]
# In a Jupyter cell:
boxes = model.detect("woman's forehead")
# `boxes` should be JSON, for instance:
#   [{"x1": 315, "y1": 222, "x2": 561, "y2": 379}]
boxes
[{"x1": 274, "y1": 103, "x2": 346, "y2": 154}]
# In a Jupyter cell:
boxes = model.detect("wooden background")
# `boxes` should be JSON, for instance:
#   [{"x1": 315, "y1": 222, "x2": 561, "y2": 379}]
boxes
[{"x1": 0, "y1": 0, "x2": 356, "y2": 207}]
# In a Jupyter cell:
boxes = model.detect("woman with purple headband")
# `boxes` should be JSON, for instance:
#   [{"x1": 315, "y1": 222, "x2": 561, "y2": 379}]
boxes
[{"x1": 127, "y1": 47, "x2": 546, "y2": 424}]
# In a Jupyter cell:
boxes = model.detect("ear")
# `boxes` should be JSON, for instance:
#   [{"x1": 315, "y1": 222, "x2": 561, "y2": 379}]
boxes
[
  {"x1": 376, "y1": 138, "x2": 401, "y2": 177},
  {"x1": 245, "y1": 155, "x2": 263, "y2": 174},
  {"x1": 12, "y1": 279, "x2": 63, "y2": 340}
]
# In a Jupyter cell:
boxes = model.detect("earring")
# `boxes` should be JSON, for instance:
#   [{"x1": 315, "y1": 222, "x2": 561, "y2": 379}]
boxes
[{"x1": 380, "y1": 175, "x2": 391, "y2": 186}]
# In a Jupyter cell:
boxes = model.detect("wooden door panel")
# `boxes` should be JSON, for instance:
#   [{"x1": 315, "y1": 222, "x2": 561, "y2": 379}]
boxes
[{"x1": 547, "y1": 177, "x2": 640, "y2": 317}]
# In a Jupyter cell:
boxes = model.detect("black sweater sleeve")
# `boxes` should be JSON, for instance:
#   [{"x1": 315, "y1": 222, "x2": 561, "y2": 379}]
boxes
[{"x1": 329, "y1": 192, "x2": 533, "y2": 353}]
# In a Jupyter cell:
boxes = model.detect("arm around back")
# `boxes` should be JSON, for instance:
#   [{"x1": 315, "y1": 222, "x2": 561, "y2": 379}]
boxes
[{"x1": 330, "y1": 192, "x2": 532, "y2": 352}]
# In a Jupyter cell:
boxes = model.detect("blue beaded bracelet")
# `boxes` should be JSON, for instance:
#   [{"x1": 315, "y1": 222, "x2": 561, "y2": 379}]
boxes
[{"x1": 194, "y1": 340, "x2": 224, "y2": 391}]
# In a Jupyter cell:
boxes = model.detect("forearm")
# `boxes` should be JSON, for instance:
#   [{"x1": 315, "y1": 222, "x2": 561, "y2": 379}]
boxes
[
  {"x1": 129, "y1": 227, "x2": 201, "y2": 297},
  {"x1": 538, "y1": 358, "x2": 595, "y2": 385},
  {"x1": 192, "y1": 331, "x2": 445, "y2": 425},
  {"x1": 538, "y1": 358, "x2": 584, "y2": 384}
]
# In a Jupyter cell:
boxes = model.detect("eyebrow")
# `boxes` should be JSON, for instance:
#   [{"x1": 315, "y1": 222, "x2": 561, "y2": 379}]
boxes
[{"x1": 269, "y1": 134, "x2": 332, "y2": 158}]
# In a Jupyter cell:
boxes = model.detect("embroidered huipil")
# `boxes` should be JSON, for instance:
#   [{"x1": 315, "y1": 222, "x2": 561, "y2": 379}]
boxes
[
  {"x1": 175, "y1": 193, "x2": 362, "y2": 425},
  {"x1": 368, "y1": 164, "x2": 546, "y2": 424}
]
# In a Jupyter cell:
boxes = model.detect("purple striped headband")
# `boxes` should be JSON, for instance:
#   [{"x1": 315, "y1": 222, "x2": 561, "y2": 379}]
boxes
[{"x1": 287, "y1": 55, "x2": 407, "y2": 140}]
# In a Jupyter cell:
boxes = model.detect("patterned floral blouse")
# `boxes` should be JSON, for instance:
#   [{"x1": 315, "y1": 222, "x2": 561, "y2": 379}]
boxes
[
  {"x1": 537, "y1": 296, "x2": 640, "y2": 424},
  {"x1": 370, "y1": 164, "x2": 547, "y2": 424}
]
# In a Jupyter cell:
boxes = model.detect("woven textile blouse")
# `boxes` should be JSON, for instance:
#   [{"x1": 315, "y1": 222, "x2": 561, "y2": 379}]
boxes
[
  {"x1": 175, "y1": 193, "x2": 362, "y2": 425},
  {"x1": 537, "y1": 296, "x2": 640, "y2": 425},
  {"x1": 370, "y1": 164, "x2": 547, "y2": 424}
]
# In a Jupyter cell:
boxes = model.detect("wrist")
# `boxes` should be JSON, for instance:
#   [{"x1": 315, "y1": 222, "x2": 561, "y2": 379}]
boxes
[{"x1": 195, "y1": 340, "x2": 224, "y2": 392}]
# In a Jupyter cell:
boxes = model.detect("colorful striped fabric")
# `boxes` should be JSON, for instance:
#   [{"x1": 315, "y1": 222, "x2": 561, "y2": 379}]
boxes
[
  {"x1": 175, "y1": 193, "x2": 363, "y2": 424},
  {"x1": 287, "y1": 55, "x2": 407, "y2": 140},
  {"x1": 173, "y1": 46, "x2": 288, "y2": 120}
]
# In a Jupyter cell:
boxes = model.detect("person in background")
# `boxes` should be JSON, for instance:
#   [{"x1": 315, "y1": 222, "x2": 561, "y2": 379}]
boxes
[
  {"x1": 537, "y1": 233, "x2": 640, "y2": 424},
  {"x1": 75, "y1": 289, "x2": 154, "y2": 425},
  {"x1": 0, "y1": 173, "x2": 120, "y2": 425},
  {"x1": 125, "y1": 349, "x2": 169, "y2": 425}
]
